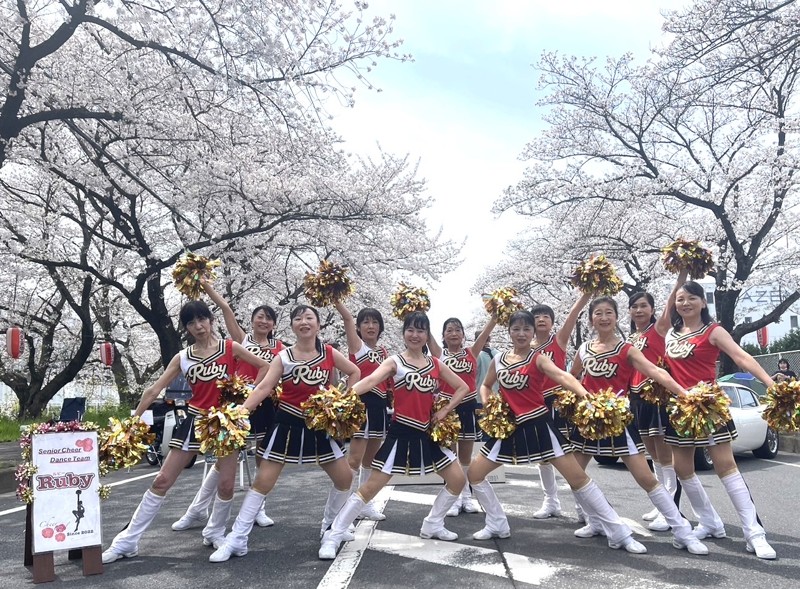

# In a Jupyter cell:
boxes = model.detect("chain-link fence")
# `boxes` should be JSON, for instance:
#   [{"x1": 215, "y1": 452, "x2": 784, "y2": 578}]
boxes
[{"x1": 751, "y1": 350, "x2": 800, "y2": 379}]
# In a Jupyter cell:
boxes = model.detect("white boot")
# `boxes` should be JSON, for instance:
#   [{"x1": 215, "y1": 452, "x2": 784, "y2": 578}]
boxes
[
  {"x1": 320, "y1": 486, "x2": 352, "y2": 536},
  {"x1": 420, "y1": 487, "x2": 460, "y2": 541},
  {"x1": 648, "y1": 464, "x2": 678, "y2": 531},
  {"x1": 572, "y1": 490, "x2": 604, "y2": 537},
  {"x1": 534, "y1": 463, "x2": 562, "y2": 519},
  {"x1": 356, "y1": 467, "x2": 386, "y2": 521},
  {"x1": 172, "y1": 467, "x2": 218, "y2": 530},
  {"x1": 102, "y1": 490, "x2": 165, "y2": 563},
  {"x1": 681, "y1": 475, "x2": 726, "y2": 540},
  {"x1": 574, "y1": 481, "x2": 646, "y2": 553},
  {"x1": 209, "y1": 489, "x2": 265, "y2": 562},
  {"x1": 255, "y1": 498, "x2": 274, "y2": 527},
  {"x1": 471, "y1": 480, "x2": 510, "y2": 540},
  {"x1": 647, "y1": 486, "x2": 708, "y2": 555},
  {"x1": 642, "y1": 463, "x2": 663, "y2": 521},
  {"x1": 202, "y1": 494, "x2": 233, "y2": 549},
  {"x1": 459, "y1": 464, "x2": 480, "y2": 513},
  {"x1": 721, "y1": 472, "x2": 776, "y2": 559},
  {"x1": 319, "y1": 493, "x2": 367, "y2": 559},
  {"x1": 575, "y1": 501, "x2": 586, "y2": 524}
]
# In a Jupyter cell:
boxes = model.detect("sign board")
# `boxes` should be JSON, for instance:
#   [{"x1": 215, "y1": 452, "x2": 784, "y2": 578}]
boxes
[{"x1": 31, "y1": 432, "x2": 102, "y2": 554}]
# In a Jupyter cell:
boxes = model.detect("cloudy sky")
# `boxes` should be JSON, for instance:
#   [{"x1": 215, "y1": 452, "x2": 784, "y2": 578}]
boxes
[{"x1": 332, "y1": 0, "x2": 684, "y2": 334}]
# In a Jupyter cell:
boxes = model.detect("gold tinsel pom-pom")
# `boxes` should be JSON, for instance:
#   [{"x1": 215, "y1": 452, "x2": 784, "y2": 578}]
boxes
[
  {"x1": 482, "y1": 288, "x2": 524, "y2": 326},
  {"x1": 568, "y1": 255, "x2": 624, "y2": 296},
  {"x1": 476, "y1": 394, "x2": 516, "y2": 439},
  {"x1": 98, "y1": 485, "x2": 111, "y2": 500},
  {"x1": 660, "y1": 239, "x2": 714, "y2": 279},
  {"x1": 99, "y1": 416, "x2": 156, "y2": 471},
  {"x1": 300, "y1": 384, "x2": 366, "y2": 439},
  {"x1": 574, "y1": 388, "x2": 633, "y2": 440},
  {"x1": 552, "y1": 388, "x2": 579, "y2": 423},
  {"x1": 390, "y1": 282, "x2": 431, "y2": 320},
  {"x1": 195, "y1": 405, "x2": 251, "y2": 457},
  {"x1": 217, "y1": 374, "x2": 253, "y2": 406},
  {"x1": 171, "y1": 252, "x2": 221, "y2": 300},
  {"x1": 667, "y1": 382, "x2": 731, "y2": 438},
  {"x1": 430, "y1": 397, "x2": 462, "y2": 447},
  {"x1": 639, "y1": 380, "x2": 672, "y2": 405},
  {"x1": 303, "y1": 260, "x2": 354, "y2": 307},
  {"x1": 762, "y1": 380, "x2": 800, "y2": 432}
]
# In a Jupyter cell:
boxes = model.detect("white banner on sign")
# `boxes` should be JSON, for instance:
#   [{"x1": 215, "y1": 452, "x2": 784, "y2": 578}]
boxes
[{"x1": 32, "y1": 431, "x2": 102, "y2": 554}]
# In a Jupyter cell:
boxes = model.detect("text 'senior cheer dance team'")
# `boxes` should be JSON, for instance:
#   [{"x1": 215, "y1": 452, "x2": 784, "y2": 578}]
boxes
[{"x1": 100, "y1": 260, "x2": 780, "y2": 567}]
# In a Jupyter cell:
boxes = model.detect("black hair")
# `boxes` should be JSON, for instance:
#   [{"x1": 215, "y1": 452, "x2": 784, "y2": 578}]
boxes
[
  {"x1": 442, "y1": 317, "x2": 464, "y2": 339},
  {"x1": 290, "y1": 304, "x2": 323, "y2": 353},
  {"x1": 508, "y1": 309, "x2": 536, "y2": 329},
  {"x1": 670, "y1": 281, "x2": 713, "y2": 329},
  {"x1": 403, "y1": 311, "x2": 430, "y2": 332},
  {"x1": 179, "y1": 300, "x2": 214, "y2": 329},
  {"x1": 779, "y1": 358, "x2": 790, "y2": 368},
  {"x1": 589, "y1": 296, "x2": 618, "y2": 318},
  {"x1": 251, "y1": 305, "x2": 278, "y2": 339},
  {"x1": 529, "y1": 304, "x2": 555, "y2": 323},
  {"x1": 356, "y1": 307, "x2": 384, "y2": 339},
  {"x1": 628, "y1": 292, "x2": 656, "y2": 332}
]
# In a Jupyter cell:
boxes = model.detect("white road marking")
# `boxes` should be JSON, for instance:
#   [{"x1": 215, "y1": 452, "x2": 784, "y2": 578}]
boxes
[{"x1": 768, "y1": 459, "x2": 800, "y2": 469}]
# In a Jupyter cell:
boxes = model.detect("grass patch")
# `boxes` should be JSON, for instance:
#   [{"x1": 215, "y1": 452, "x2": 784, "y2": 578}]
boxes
[{"x1": 0, "y1": 406, "x2": 132, "y2": 443}]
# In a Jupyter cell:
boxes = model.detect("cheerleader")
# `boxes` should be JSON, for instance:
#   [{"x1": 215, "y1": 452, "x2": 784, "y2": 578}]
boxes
[
  {"x1": 101, "y1": 301, "x2": 270, "y2": 563},
  {"x1": 627, "y1": 292, "x2": 678, "y2": 533},
  {"x1": 568, "y1": 297, "x2": 709, "y2": 555},
  {"x1": 428, "y1": 315, "x2": 497, "y2": 516},
  {"x1": 467, "y1": 310, "x2": 647, "y2": 553},
  {"x1": 334, "y1": 301, "x2": 391, "y2": 522},
  {"x1": 662, "y1": 272, "x2": 777, "y2": 559},
  {"x1": 172, "y1": 282, "x2": 281, "y2": 534},
  {"x1": 209, "y1": 305, "x2": 360, "y2": 562},
  {"x1": 529, "y1": 292, "x2": 591, "y2": 519},
  {"x1": 318, "y1": 312, "x2": 470, "y2": 559}
]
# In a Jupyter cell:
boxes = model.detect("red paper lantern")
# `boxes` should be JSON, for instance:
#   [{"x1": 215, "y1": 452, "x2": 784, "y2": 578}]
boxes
[
  {"x1": 756, "y1": 326, "x2": 768, "y2": 348},
  {"x1": 99, "y1": 342, "x2": 114, "y2": 367},
  {"x1": 6, "y1": 327, "x2": 24, "y2": 359}
]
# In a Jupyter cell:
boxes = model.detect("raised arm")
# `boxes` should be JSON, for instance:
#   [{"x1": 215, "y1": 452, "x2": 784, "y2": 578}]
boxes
[
  {"x1": 627, "y1": 347, "x2": 687, "y2": 397},
  {"x1": 710, "y1": 327, "x2": 776, "y2": 387},
  {"x1": 334, "y1": 300, "x2": 362, "y2": 357},
  {"x1": 555, "y1": 292, "x2": 592, "y2": 350},
  {"x1": 134, "y1": 354, "x2": 183, "y2": 416},
  {"x1": 202, "y1": 281, "x2": 246, "y2": 343},
  {"x1": 427, "y1": 327, "x2": 442, "y2": 359},
  {"x1": 537, "y1": 354, "x2": 589, "y2": 398},
  {"x1": 656, "y1": 268, "x2": 689, "y2": 337},
  {"x1": 469, "y1": 317, "x2": 497, "y2": 358}
]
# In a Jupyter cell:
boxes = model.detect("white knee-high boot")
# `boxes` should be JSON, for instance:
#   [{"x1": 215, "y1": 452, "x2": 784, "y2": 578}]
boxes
[
  {"x1": 471, "y1": 480, "x2": 510, "y2": 540},
  {"x1": 357, "y1": 467, "x2": 386, "y2": 521},
  {"x1": 102, "y1": 490, "x2": 165, "y2": 563},
  {"x1": 203, "y1": 494, "x2": 234, "y2": 548},
  {"x1": 319, "y1": 493, "x2": 367, "y2": 559},
  {"x1": 173, "y1": 467, "x2": 218, "y2": 530},
  {"x1": 720, "y1": 472, "x2": 775, "y2": 558},
  {"x1": 680, "y1": 475, "x2": 726, "y2": 539},
  {"x1": 420, "y1": 487, "x2": 460, "y2": 541},
  {"x1": 643, "y1": 463, "x2": 663, "y2": 521},
  {"x1": 646, "y1": 486, "x2": 708, "y2": 555},
  {"x1": 320, "y1": 486, "x2": 352, "y2": 536},
  {"x1": 573, "y1": 481, "x2": 646, "y2": 553},
  {"x1": 459, "y1": 463, "x2": 480, "y2": 513},
  {"x1": 208, "y1": 489, "x2": 265, "y2": 562},
  {"x1": 534, "y1": 463, "x2": 562, "y2": 518}
]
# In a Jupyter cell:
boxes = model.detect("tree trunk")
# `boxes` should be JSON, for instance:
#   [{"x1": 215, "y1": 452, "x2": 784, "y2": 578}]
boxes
[{"x1": 714, "y1": 287, "x2": 740, "y2": 376}]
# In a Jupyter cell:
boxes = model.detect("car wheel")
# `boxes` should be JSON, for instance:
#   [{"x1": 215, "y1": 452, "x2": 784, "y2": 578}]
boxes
[
  {"x1": 694, "y1": 448, "x2": 713, "y2": 471},
  {"x1": 752, "y1": 427, "x2": 779, "y2": 459},
  {"x1": 593, "y1": 456, "x2": 619, "y2": 466}
]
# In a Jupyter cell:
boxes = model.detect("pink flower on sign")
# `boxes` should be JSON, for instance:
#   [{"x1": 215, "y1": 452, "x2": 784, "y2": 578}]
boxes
[
  {"x1": 76, "y1": 438, "x2": 94, "y2": 452},
  {"x1": 55, "y1": 524, "x2": 66, "y2": 533},
  {"x1": 41, "y1": 528, "x2": 54, "y2": 539},
  {"x1": 55, "y1": 533, "x2": 66, "y2": 542}
]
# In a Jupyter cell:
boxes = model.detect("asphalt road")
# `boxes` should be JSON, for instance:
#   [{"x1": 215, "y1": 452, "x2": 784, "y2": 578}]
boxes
[{"x1": 1, "y1": 450, "x2": 798, "y2": 589}]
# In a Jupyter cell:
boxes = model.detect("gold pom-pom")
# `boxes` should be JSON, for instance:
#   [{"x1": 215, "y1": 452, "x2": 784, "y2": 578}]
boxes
[
  {"x1": 303, "y1": 260, "x2": 354, "y2": 307},
  {"x1": 476, "y1": 394, "x2": 516, "y2": 439},
  {"x1": 99, "y1": 416, "x2": 157, "y2": 471},
  {"x1": 217, "y1": 374, "x2": 253, "y2": 406},
  {"x1": 98, "y1": 485, "x2": 111, "y2": 500},
  {"x1": 271, "y1": 384, "x2": 283, "y2": 406},
  {"x1": 661, "y1": 239, "x2": 714, "y2": 279},
  {"x1": 194, "y1": 405, "x2": 251, "y2": 457},
  {"x1": 429, "y1": 397, "x2": 461, "y2": 447},
  {"x1": 568, "y1": 255, "x2": 624, "y2": 296},
  {"x1": 574, "y1": 388, "x2": 633, "y2": 440},
  {"x1": 482, "y1": 288, "x2": 523, "y2": 326},
  {"x1": 171, "y1": 251, "x2": 221, "y2": 300},
  {"x1": 390, "y1": 282, "x2": 430, "y2": 320},
  {"x1": 300, "y1": 384, "x2": 366, "y2": 439},
  {"x1": 552, "y1": 388, "x2": 579, "y2": 423},
  {"x1": 762, "y1": 380, "x2": 800, "y2": 432},
  {"x1": 667, "y1": 382, "x2": 731, "y2": 438}
]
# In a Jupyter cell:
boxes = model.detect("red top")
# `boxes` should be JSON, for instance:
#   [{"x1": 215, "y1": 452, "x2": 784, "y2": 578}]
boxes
[
  {"x1": 236, "y1": 334, "x2": 283, "y2": 381},
  {"x1": 439, "y1": 348, "x2": 478, "y2": 403},
  {"x1": 628, "y1": 324, "x2": 665, "y2": 393},
  {"x1": 390, "y1": 355, "x2": 441, "y2": 431},
  {"x1": 665, "y1": 323, "x2": 720, "y2": 388},
  {"x1": 532, "y1": 334, "x2": 567, "y2": 398},
  {"x1": 180, "y1": 339, "x2": 236, "y2": 410},
  {"x1": 578, "y1": 340, "x2": 635, "y2": 396},
  {"x1": 277, "y1": 345, "x2": 335, "y2": 414},
  {"x1": 494, "y1": 350, "x2": 548, "y2": 423},
  {"x1": 350, "y1": 341, "x2": 390, "y2": 398}
]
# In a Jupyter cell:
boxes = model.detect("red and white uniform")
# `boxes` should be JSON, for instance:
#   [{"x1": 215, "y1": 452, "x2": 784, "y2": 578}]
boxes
[
  {"x1": 277, "y1": 345, "x2": 335, "y2": 417},
  {"x1": 628, "y1": 324, "x2": 665, "y2": 393},
  {"x1": 577, "y1": 340, "x2": 635, "y2": 396},
  {"x1": 532, "y1": 335, "x2": 567, "y2": 398},
  {"x1": 494, "y1": 350, "x2": 548, "y2": 423},
  {"x1": 665, "y1": 323, "x2": 720, "y2": 388},
  {"x1": 180, "y1": 339, "x2": 236, "y2": 410},
  {"x1": 237, "y1": 334, "x2": 283, "y2": 380},
  {"x1": 439, "y1": 348, "x2": 478, "y2": 403},
  {"x1": 351, "y1": 342, "x2": 389, "y2": 398},
  {"x1": 390, "y1": 355, "x2": 441, "y2": 431}
]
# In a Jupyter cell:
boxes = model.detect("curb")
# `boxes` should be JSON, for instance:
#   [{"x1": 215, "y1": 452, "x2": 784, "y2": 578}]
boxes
[
  {"x1": 0, "y1": 465, "x2": 15, "y2": 495},
  {"x1": 779, "y1": 433, "x2": 800, "y2": 454}
]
